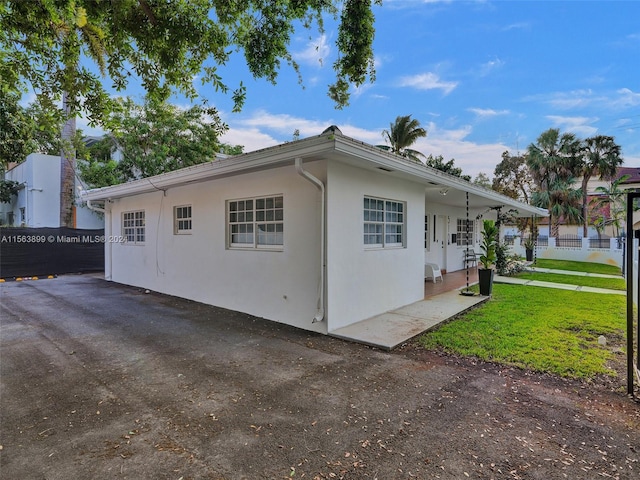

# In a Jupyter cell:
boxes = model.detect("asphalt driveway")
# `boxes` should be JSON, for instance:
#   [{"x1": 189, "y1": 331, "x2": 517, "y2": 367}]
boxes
[{"x1": 1, "y1": 275, "x2": 639, "y2": 479}]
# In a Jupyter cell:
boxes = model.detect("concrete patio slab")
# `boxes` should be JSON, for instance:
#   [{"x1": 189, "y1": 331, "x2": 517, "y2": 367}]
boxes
[{"x1": 329, "y1": 289, "x2": 488, "y2": 350}]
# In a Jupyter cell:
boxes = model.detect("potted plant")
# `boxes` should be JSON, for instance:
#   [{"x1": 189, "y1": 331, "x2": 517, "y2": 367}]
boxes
[
  {"x1": 478, "y1": 219, "x2": 498, "y2": 296},
  {"x1": 523, "y1": 237, "x2": 535, "y2": 262}
]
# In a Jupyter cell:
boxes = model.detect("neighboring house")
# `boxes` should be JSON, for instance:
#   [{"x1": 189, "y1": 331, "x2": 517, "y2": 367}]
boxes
[
  {"x1": 82, "y1": 128, "x2": 546, "y2": 335},
  {"x1": 0, "y1": 153, "x2": 103, "y2": 228},
  {"x1": 584, "y1": 166, "x2": 640, "y2": 234},
  {"x1": 524, "y1": 167, "x2": 640, "y2": 239}
]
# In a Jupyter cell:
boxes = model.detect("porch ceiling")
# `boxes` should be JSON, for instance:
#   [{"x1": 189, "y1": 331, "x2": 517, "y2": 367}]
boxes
[{"x1": 424, "y1": 186, "x2": 531, "y2": 217}]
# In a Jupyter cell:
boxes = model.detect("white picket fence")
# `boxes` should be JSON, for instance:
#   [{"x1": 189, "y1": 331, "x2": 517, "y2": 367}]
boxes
[{"x1": 504, "y1": 235, "x2": 625, "y2": 269}]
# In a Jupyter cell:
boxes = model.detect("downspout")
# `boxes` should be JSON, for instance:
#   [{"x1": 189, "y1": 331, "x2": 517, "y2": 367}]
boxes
[
  {"x1": 86, "y1": 199, "x2": 104, "y2": 214},
  {"x1": 87, "y1": 199, "x2": 112, "y2": 281},
  {"x1": 294, "y1": 157, "x2": 325, "y2": 323}
]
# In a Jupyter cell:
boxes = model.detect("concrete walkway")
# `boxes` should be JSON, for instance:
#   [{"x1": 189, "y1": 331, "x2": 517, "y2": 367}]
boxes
[
  {"x1": 528, "y1": 266, "x2": 622, "y2": 279},
  {"x1": 329, "y1": 289, "x2": 488, "y2": 350},
  {"x1": 330, "y1": 266, "x2": 624, "y2": 350},
  {"x1": 495, "y1": 267, "x2": 625, "y2": 295}
]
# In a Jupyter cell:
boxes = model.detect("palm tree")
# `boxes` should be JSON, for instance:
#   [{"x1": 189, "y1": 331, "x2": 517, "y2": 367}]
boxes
[
  {"x1": 378, "y1": 115, "x2": 427, "y2": 162},
  {"x1": 527, "y1": 128, "x2": 583, "y2": 238},
  {"x1": 531, "y1": 176, "x2": 583, "y2": 237},
  {"x1": 578, "y1": 135, "x2": 623, "y2": 237},
  {"x1": 592, "y1": 174, "x2": 630, "y2": 238}
]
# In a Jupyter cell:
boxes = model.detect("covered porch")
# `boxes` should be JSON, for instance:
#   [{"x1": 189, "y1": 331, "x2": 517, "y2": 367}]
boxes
[
  {"x1": 424, "y1": 268, "x2": 479, "y2": 298},
  {"x1": 330, "y1": 269, "x2": 484, "y2": 350}
]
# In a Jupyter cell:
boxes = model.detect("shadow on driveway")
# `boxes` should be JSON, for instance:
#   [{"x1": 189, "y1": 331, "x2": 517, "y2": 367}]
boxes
[{"x1": 1, "y1": 275, "x2": 639, "y2": 479}]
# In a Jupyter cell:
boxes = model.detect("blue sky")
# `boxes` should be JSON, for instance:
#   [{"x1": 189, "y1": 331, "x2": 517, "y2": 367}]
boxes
[{"x1": 82, "y1": 0, "x2": 640, "y2": 179}]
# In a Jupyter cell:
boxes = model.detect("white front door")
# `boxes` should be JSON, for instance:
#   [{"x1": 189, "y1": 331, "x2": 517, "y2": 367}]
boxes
[{"x1": 425, "y1": 213, "x2": 447, "y2": 272}]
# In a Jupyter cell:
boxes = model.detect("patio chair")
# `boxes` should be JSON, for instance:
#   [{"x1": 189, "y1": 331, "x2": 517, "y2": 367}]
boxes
[
  {"x1": 424, "y1": 263, "x2": 443, "y2": 283},
  {"x1": 463, "y1": 248, "x2": 478, "y2": 269}
]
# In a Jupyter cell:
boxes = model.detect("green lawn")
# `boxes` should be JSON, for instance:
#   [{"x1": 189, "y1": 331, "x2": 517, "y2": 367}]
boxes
[
  {"x1": 514, "y1": 272, "x2": 627, "y2": 291},
  {"x1": 532, "y1": 258, "x2": 622, "y2": 276},
  {"x1": 418, "y1": 284, "x2": 626, "y2": 379}
]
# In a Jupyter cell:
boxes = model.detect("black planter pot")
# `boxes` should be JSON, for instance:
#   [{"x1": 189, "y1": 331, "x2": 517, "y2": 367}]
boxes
[
  {"x1": 478, "y1": 268, "x2": 494, "y2": 296},
  {"x1": 525, "y1": 248, "x2": 533, "y2": 261}
]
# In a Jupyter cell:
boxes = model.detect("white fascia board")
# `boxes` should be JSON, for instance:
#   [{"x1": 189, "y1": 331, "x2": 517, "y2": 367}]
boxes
[
  {"x1": 82, "y1": 136, "x2": 335, "y2": 201},
  {"x1": 332, "y1": 136, "x2": 548, "y2": 217}
]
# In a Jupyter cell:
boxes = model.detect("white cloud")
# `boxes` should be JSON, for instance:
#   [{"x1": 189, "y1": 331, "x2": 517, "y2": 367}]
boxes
[
  {"x1": 220, "y1": 127, "x2": 279, "y2": 152},
  {"x1": 522, "y1": 89, "x2": 595, "y2": 109},
  {"x1": 234, "y1": 110, "x2": 333, "y2": 137},
  {"x1": 224, "y1": 111, "x2": 511, "y2": 179},
  {"x1": 351, "y1": 83, "x2": 373, "y2": 99},
  {"x1": 613, "y1": 88, "x2": 640, "y2": 108},
  {"x1": 411, "y1": 122, "x2": 507, "y2": 177},
  {"x1": 546, "y1": 115, "x2": 599, "y2": 137},
  {"x1": 502, "y1": 22, "x2": 530, "y2": 31},
  {"x1": 373, "y1": 55, "x2": 388, "y2": 69},
  {"x1": 397, "y1": 72, "x2": 458, "y2": 94},
  {"x1": 478, "y1": 58, "x2": 505, "y2": 76},
  {"x1": 293, "y1": 34, "x2": 330, "y2": 67},
  {"x1": 468, "y1": 108, "x2": 510, "y2": 118}
]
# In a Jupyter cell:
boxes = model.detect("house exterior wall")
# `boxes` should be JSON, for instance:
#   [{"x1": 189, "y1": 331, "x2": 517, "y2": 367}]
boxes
[
  {"x1": 325, "y1": 161, "x2": 425, "y2": 331},
  {"x1": 106, "y1": 162, "x2": 327, "y2": 334},
  {"x1": 424, "y1": 203, "x2": 496, "y2": 273}
]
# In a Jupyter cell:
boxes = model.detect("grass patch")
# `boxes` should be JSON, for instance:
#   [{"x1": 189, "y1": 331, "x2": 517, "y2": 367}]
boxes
[
  {"x1": 514, "y1": 272, "x2": 626, "y2": 291},
  {"x1": 533, "y1": 258, "x2": 622, "y2": 275},
  {"x1": 420, "y1": 284, "x2": 625, "y2": 378}
]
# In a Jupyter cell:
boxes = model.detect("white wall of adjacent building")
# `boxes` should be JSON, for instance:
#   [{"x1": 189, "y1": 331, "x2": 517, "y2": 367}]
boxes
[{"x1": 1, "y1": 153, "x2": 103, "y2": 229}]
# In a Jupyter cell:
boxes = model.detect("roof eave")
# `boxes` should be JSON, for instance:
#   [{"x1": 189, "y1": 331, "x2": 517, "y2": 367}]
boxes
[{"x1": 82, "y1": 135, "x2": 335, "y2": 201}]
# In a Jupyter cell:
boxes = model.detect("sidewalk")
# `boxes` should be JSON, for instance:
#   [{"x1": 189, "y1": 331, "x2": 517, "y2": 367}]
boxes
[
  {"x1": 495, "y1": 267, "x2": 625, "y2": 295},
  {"x1": 528, "y1": 266, "x2": 622, "y2": 279}
]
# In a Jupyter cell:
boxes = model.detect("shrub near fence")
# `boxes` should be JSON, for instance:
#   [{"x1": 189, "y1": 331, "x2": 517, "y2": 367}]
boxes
[{"x1": 0, "y1": 227, "x2": 104, "y2": 278}]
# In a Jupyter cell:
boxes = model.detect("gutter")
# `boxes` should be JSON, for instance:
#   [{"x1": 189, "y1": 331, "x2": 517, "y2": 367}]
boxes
[
  {"x1": 86, "y1": 199, "x2": 105, "y2": 214},
  {"x1": 294, "y1": 157, "x2": 325, "y2": 323}
]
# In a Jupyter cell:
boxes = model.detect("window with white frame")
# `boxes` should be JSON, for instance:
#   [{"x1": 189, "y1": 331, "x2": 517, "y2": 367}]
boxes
[
  {"x1": 122, "y1": 210, "x2": 145, "y2": 244},
  {"x1": 363, "y1": 196, "x2": 405, "y2": 248},
  {"x1": 456, "y1": 218, "x2": 474, "y2": 246},
  {"x1": 173, "y1": 205, "x2": 192, "y2": 234},
  {"x1": 228, "y1": 195, "x2": 283, "y2": 249}
]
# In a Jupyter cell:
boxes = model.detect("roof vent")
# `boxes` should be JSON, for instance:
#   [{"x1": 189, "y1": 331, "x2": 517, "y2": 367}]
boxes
[{"x1": 322, "y1": 125, "x2": 343, "y2": 136}]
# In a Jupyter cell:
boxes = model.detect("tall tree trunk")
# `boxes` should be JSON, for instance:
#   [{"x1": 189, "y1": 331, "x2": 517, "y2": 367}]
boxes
[
  {"x1": 550, "y1": 212, "x2": 560, "y2": 239},
  {"x1": 60, "y1": 92, "x2": 76, "y2": 227}
]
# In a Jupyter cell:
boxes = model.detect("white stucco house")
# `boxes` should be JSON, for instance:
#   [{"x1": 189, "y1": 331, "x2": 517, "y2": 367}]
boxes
[
  {"x1": 1, "y1": 153, "x2": 103, "y2": 228},
  {"x1": 82, "y1": 128, "x2": 546, "y2": 335}
]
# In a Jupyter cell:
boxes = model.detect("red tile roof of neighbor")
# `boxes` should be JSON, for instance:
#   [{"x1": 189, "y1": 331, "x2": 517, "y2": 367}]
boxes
[{"x1": 617, "y1": 167, "x2": 640, "y2": 184}]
